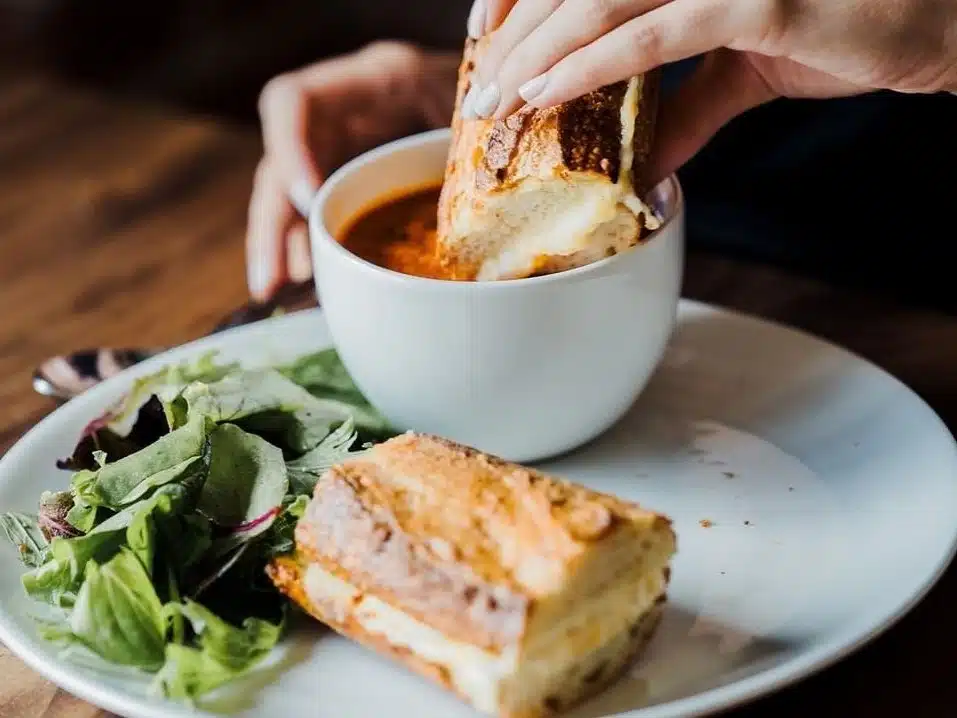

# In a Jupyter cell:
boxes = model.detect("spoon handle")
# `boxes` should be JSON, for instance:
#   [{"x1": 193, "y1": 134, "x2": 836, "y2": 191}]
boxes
[{"x1": 33, "y1": 281, "x2": 316, "y2": 403}]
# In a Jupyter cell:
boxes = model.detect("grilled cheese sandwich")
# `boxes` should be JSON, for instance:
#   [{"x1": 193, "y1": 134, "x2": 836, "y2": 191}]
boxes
[
  {"x1": 268, "y1": 433, "x2": 676, "y2": 717},
  {"x1": 435, "y1": 37, "x2": 661, "y2": 281}
]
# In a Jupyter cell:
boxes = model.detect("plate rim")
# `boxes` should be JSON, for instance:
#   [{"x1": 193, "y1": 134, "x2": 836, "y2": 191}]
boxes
[{"x1": 1, "y1": 298, "x2": 955, "y2": 718}]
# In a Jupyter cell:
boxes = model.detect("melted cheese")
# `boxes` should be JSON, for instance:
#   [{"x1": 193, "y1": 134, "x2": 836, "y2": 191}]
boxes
[
  {"x1": 303, "y1": 560, "x2": 667, "y2": 715},
  {"x1": 618, "y1": 75, "x2": 661, "y2": 229}
]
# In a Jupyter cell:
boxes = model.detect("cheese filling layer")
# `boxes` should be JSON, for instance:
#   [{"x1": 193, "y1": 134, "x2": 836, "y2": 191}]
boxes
[
  {"x1": 618, "y1": 75, "x2": 661, "y2": 230},
  {"x1": 303, "y1": 561, "x2": 667, "y2": 714},
  {"x1": 464, "y1": 74, "x2": 661, "y2": 281}
]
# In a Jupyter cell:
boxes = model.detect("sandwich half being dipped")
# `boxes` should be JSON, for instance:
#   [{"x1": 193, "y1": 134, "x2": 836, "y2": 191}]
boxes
[
  {"x1": 435, "y1": 37, "x2": 661, "y2": 281},
  {"x1": 268, "y1": 433, "x2": 676, "y2": 718}
]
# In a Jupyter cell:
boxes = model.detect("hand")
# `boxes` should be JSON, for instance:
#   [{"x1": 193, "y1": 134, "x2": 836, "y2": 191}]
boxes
[
  {"x1": 464, "y1": 0, "x2": 957, "y2": 183},
  {"x1": 246, "y1": 41, "x2": 460, "y2": 300}
]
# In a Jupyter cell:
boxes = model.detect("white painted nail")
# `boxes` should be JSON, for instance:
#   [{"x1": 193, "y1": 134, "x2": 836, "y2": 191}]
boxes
[
  {"x1": 461, "y1": 84, "x2": 479, "y2": 119},
  {"x1": 519, "y1": 74, "x2": 548, "y2": 103},
  {"x1": 471, "y1": 82, "x2": 501, "y2": 118},
  {"x1": 287, "y1": 225, "x2": 314, "y2": 283},
  {"x1": 248, "y1": 253, "x2": 271, "y2": 299},
  {"x1": 467, "y1": 0, "x2": 486, "y2": 39}
]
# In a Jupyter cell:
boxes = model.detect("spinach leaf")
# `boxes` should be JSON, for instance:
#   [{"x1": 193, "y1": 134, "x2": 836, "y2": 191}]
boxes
[
  {"x1": 279, "y1": 348, "x2": 366, "y2": 400},
  {"x1": 72, "y1": 414, "x2": 209, "y2": 509},
  {"x1": 174, "y1": 369, "x2": 389, "y2": 454},
  {"x1": 198, "y1": 424, "x2": 288, "y2": 528},
  {"x1": 197, "y1": 424, "x2": 288, "y2": 558}
]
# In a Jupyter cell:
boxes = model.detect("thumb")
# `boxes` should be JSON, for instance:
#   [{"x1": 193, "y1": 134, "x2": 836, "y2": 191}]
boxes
[{"x1": 645, "y1": 50, "x2": 779, "y2": 187}]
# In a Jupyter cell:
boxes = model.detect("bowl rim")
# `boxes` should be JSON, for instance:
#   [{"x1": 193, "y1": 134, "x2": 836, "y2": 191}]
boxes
[{"x1": 308, "y1": 127, "x2": 684, "y2": 293}]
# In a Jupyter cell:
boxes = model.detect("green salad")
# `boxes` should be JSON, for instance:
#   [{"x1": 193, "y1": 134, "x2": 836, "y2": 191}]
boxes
[{"x1": 0, "y1": 349, "x2": 395, "y2": 701}]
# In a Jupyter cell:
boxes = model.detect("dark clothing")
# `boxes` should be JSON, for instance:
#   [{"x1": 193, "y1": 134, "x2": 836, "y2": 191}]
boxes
[{"x1": 661, "y1": 59, "x2": 957, "y2": 310}]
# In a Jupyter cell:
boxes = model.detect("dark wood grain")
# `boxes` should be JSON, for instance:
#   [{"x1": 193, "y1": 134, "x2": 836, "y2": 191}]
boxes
[{"x1": 0, "y1": 70, "x2": 955, "y2": 718}]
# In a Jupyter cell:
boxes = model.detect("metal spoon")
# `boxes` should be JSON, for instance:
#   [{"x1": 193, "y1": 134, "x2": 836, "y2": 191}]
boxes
[{"x1": 33, "y1": 280, "x2": 316, "y2": 403}]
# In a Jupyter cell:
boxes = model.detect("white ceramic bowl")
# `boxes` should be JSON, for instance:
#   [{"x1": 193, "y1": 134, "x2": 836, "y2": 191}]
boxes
[{"x1": 309, "y1": 128, "x2": 685, "y2": 463}]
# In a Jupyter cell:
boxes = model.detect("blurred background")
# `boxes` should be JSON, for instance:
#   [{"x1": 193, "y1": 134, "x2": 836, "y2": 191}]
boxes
[
  {"x1": 3, "y1": 0, "x2": 957, "y2": 311},
  {"x1": 0, "y1": 0, "x2": 464, "y2": 121}
]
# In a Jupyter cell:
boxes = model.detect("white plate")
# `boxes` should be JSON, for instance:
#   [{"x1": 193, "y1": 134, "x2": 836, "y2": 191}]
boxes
[{"x1": 1, "y1": 300, "x2": 955, "y2": 718}]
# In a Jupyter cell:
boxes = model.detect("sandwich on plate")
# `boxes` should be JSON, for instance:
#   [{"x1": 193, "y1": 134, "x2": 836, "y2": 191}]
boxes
[{"x1": 268, "y1": 433, "x2": 676, "y2": 718}]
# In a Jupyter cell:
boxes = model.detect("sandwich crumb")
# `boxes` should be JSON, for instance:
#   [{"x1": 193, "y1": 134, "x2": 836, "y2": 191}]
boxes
[{"x1": 699, "y1": 519, "x2": 713, "y2": 528}]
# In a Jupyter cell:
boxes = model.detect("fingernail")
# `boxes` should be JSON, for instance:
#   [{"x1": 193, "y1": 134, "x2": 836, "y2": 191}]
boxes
[
  {"x1": 519, "y1": 74, "x2": 548, "y2": 103},
  {"x1": 471, "y1": 82, "x2": 501, "y2": 119},
  {"x1": 461, "y1": 83, "x2": 479, "y2": 119},
  {"x1": 287, "y1": 225, "x2": 313, "y2": 283},
  {"x1": 467, "y1": 0, "x2": 485, "y2": 39},
  {"x1": 248, "y1": 253, "x2": 271, "y2": 300}
]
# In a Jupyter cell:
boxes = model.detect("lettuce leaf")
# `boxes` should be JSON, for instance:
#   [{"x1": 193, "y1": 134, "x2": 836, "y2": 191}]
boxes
[
  {"x1": 41, "y1": 548, "x2": 166, "y2": 670},
  {"x1": 2, "y1": 347, "x2": 385, "y2": 701},
  {"x1": 152, "y1": 600, "x2": 282, "y2": 700}
]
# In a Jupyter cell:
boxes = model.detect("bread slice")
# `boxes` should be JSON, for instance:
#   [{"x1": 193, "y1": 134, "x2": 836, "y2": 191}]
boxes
[
  {"x1": 267, "y1": 432, "x2": 676, "y2": 718},
  {"x1": 435, "y1": 37, "x2": 661, "y2": 281}
]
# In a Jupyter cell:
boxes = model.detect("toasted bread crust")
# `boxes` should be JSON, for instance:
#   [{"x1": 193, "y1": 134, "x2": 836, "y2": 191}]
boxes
[
  {"x1": 291, "y1": 432, "x2": 674, "y2": 652},
  {"x1": 443, "y1": 39, "x2": 659, "y2": 190}
]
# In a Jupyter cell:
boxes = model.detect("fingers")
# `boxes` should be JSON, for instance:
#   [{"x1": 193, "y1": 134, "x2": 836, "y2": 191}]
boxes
[
  {"x1": 475, "y1": 0, "x2": 671, "y2": 119},
  {"x1": 464, "y1": 0, "x2": 562, "y2": 117},
  {"x1": 250, "y1": 42, "x2": 436, "y2": 299},
  {"x1": 246, "y1": 159, "x2": 297, "y2": 300},
  {"x1": 519, "y1": 0, "x2": 734, "y2": 110},
  {"x1": 645, "y1": 50, "x2": 778, "y2": 185},
  {"x1": 258, "y1": 73, "x2": 322, "y2": 202},
  {"x1": 286, "y1": 223, "x2": 313, "y2": 284},
  {"x1": 477, "y1": 0, "x2": 563, "y2": 76},
  {"x1": 257, "y1": 44, "x2": 416, "y2": 201}
]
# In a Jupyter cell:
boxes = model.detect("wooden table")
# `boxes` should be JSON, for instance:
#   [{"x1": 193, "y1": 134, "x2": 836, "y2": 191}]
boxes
[{"x1": 1, "y1": 70, "x2": 956, "y2": 718}]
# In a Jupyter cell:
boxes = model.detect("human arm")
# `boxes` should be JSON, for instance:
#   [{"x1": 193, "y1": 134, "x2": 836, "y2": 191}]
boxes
[{"x1": 246, "y1": 41, "x2": 461, "y2": 300}]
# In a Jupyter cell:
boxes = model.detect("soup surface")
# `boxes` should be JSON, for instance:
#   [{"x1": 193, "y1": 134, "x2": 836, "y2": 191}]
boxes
[{"x1": 338, "y1": 183, "x2": 451, "y2": 280}]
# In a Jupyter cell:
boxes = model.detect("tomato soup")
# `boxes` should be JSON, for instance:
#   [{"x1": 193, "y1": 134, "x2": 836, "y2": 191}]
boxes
[{"x1": 337, "y1": 183, "x2": 450, "y2": 280}]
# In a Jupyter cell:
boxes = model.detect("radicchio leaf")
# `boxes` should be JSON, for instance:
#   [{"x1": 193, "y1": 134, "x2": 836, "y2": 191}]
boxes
[
  {"x1": 37, "y1": 491, "x2": 81, "y2": 540},
  {"x1": 57, "y1": 396, "x2": 170, "y2": 471}
]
